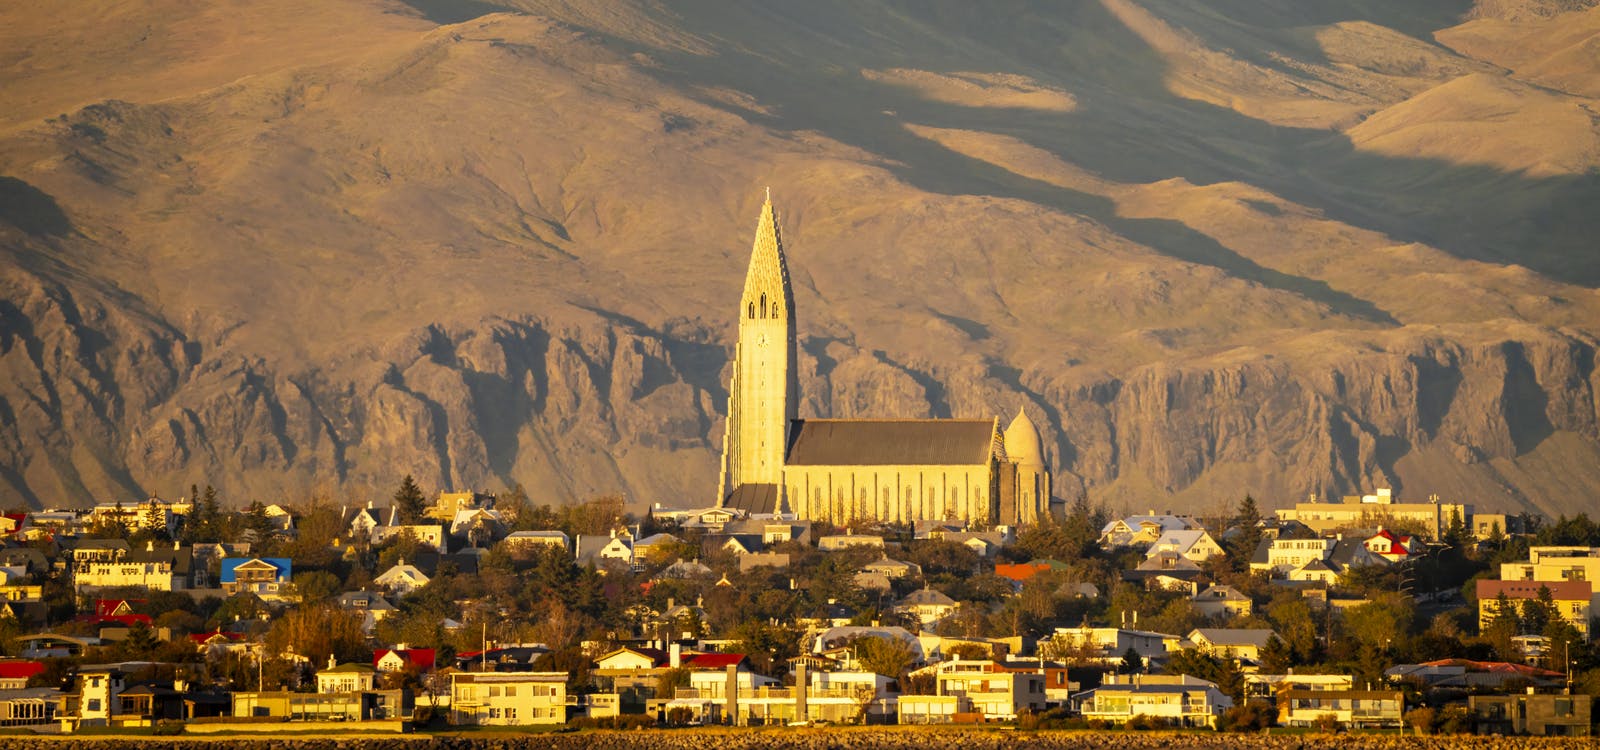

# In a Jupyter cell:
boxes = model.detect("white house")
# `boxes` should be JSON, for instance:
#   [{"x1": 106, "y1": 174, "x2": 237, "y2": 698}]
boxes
[
  {"x1": 450, "y1": 672, "x2": 568, "y2": 726},
  {"x1": 374, "y1": 559, "x2": 431, "y2": 596},
  {"x1": 1074, "y1": 674, "x2": 1232, "y2": 728}
]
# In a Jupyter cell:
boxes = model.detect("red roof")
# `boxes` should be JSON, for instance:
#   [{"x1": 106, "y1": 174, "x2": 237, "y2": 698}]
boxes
[
  {"x1": 375, "y1": 648, "x2": 437, "y2": 671},
  {"x1": 994, "y1": 562, "x2": 1052, "y2": 583},
  {"x1": 1476, "y1": 579, "x2": 1591, "y2": 601},
  {"x1": 682, "y1": 653, "x2": 746, "y2": 670},
  {"x1": 0, "y1": 661, "x2": 44, "y2": 680},
  {"x1": 1419, "y1": 658, "x2": 1564, "y2": 678},
  {"x1": 188, "y1": 630, "x2": 245, "y2": 644}
]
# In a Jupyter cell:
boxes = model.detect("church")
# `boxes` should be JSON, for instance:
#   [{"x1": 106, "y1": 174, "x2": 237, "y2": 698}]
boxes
[{"x1": 715, "y1": 193, "x2": 1052, "y2": 527}]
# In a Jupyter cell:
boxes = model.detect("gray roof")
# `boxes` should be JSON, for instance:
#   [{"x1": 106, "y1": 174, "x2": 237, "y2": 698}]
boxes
[
  {"x1": 724, "y1": 483, "x2": 779, "y2": 514},
  {"x1": 785, "y1": 419, "x2": 996, "y2": 466},
  {"x1": 1191, "y1": 628, "x2": 1276, "y2": 648}
]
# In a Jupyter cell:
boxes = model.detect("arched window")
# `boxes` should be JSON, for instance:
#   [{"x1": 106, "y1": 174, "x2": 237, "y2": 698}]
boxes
[
  {"x1": 760, "y1": 292, "x2": 768, "y2": 318},
  {"x1": 748, "y1": 302, "x2": 756, "y2": 319}
]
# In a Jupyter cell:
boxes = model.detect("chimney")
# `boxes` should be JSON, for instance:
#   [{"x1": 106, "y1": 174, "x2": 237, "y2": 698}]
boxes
[
  {"x1": 725, "y1": 665, "x2": 739, "y2": 725},
  {"x1": 367, "y1": 500, "x2": 373, "y2": 509},
  {"x1": 146, "y1": 540, "x2": 154, "y2": 552},
  {"x1": 173, "y1": 540, "x2": 180, "y2": 550},
  {"x1": 667, "y1": 597, "x2": 675, "y2": 611},
  {"x1": 670, "y1": 643, "x2": 681, "y2": 668},
  {"x1": 328, "y1": 654, "x2": 337, "y2": 670}
]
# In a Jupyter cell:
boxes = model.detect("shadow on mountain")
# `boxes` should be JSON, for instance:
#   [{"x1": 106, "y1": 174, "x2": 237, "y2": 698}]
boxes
[
  {"x1": 391, "y1": 0, "x2": 507, "y2": 25},
  {"x1": 0, "y1": 177, "x2": 72, "y2": 237},
  {"x1": 576, "y1": 1, "x2": 1599, "y2": 290}
]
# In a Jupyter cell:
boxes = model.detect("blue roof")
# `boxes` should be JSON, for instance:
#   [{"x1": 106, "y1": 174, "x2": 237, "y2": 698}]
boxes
[{"x1": 219, "y1": 557, "x2": 292, "y2": 584}]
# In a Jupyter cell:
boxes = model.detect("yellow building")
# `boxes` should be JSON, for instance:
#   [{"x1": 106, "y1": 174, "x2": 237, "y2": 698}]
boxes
[
  {"x1": 1272, "y1": 488, "x2": 1469, "y2": 539},
  {"x1": 450, "y1": 672, "x2": 568, "y2": 725},
  {"x1": 1477, "y1": 579, "x2": 1592, "y2": 638},
  {"x1": 716, "y1": 194, "x2": 1050, "y2": 526}
]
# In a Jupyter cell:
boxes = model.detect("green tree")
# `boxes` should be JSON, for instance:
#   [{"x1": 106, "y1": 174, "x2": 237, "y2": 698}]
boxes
[
  {"x1": 393, "y1": 475, "x2": 427, "y2": 524},
  {"x1": 1119, "y1": 647, "x2": 1144, "y2": 675},
  {"x1": 244, "y1": 501, "x2": 276, "y2": 547},
  {"x1": 853, "y1": 635, "x2": 917, "y2": 679}
]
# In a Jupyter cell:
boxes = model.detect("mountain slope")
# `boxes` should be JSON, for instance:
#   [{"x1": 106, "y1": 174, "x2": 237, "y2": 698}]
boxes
[{"x1": 1, "y1": 0, "x2": 1598, "y2": 518}]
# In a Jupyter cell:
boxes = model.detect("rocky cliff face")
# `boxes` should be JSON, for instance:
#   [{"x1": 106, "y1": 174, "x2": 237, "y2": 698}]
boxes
[{"x1": 4, "y1": 0, "x2": 1600, "y2": 517}]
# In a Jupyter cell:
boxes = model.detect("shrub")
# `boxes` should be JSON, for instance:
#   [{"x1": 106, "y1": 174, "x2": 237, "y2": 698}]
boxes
[
  {"x1": 1220, "y1": 700, "x2": 1275, "y2": 732},
  {"x1": 152, "y1": 720, "x2": 185, "y2": 736},
  {"x1": 1436, "y1": 705, "x2": 1473, "y2": 734},
  {"x1": 1404, "y1": 707, "x2": 1436, "y2": 735},
  {"x1": 1313, "y1": 712, "x2": 1341, "y2": 733}
]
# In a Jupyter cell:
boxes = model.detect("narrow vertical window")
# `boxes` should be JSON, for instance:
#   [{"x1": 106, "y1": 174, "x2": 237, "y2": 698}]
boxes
[{"x1": 760, "y1": 292, "x2": 768, "y2": 318}]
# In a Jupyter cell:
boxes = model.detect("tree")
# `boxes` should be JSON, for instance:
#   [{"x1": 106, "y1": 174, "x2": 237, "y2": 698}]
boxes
[
  {"x1": 393, "y1": 475, "x2": 427, "y2": 525},
  {"x1": 852, "y1": 635, "x2": 917, "y2": 679},
  {"x1": 244, "y1": 501, "x2": 277, "y2": 547},
  {"x1": 264, "y1": 604, "x2": 366, "y2": 666},
  {"x1": 1119, "y1": 647, "x2": 1144, "y2": 675},
  {"x1": 1519, "y1": 586, "x2": 1558, "y2": 635}
]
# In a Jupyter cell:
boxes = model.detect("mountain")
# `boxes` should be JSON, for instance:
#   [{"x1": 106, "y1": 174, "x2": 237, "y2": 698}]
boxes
[{"x1": 2, "y1": 0, "x2": 1599, "y2": 518}]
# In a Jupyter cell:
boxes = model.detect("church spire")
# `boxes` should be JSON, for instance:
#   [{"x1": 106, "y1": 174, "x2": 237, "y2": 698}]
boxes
[
  {"x1": 741, "y1": 191, "x2": 790, "y2": 314},
  {"x1": 718, "y1": 191, "x2": 799, "y2": 515}
]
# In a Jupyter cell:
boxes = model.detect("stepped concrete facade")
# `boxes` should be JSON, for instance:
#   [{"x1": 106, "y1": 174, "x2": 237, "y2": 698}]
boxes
[{"x1": 716, "y1": 194, "x2": 1051, "y2": 526}]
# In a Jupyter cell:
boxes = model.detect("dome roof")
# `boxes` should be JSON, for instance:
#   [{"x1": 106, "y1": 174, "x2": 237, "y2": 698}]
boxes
[{"x1": 1003, "y1": 408, "x2": 1045, "y2": 467}]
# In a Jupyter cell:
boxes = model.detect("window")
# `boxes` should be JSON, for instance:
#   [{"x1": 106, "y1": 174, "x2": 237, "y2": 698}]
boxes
[
  {"x1": 489, "y1": 686, "x2": 501, "y2": 697},
  {"x1": 505, "y1": 707, "x2": 517, "y2": 719},
  {"x1": 748, "y1": 302, "x2": 755, "y2": 319},
  {"x1": 760, "y1": 293, "x2": 767, "y2": 318},
  {"x1": 505, "y1": 686, "x2": 516, "y2": 697},
  {"x1": 488, "y1": 707, "x2": 500, "y2": 718}
]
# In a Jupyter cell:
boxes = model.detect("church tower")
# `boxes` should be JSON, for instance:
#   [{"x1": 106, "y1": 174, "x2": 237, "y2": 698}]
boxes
[{"x1": 716, "y1": 191, "x2": 799, "y2": 514}]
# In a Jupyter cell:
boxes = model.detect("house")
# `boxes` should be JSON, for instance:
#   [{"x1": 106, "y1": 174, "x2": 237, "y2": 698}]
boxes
[
  {"x1": 1278, "y1": 689, "x2": 1404, "y2": 729},
  {"x1": 1469, "y1": 693, "x2": 1592, "y2": 736},
  {"x1": 337, "y1": 590, "x2": 398, "y2": 633},
  {"x1": 723, "y1": 665, "x2": 896, "y2": 726},
  {"x1": 231, "y1": 689, "x2": 407, "y2": 722},
  {"x1": 662, "y1": 659, "x2": 779, "y2": 725},
  {"x1": 941, "y1": 531, "x2": 1007, "y2": 558},
  {"x1": 373, "y1": 559, "x2": 431, "y2": 597},
  {"x1": 630, "y1": 533, "x2": 683, "y2": 562},
  {"x1": 575, "y1": 532, "x2": 634, "y2": 570},
  {"x1": 343, "y1": 503, "x2": 391, "y2": 539},
  {"x1": 1499, "y1": 547, "x2": 1600, "y2": 616},
  {"x1": 428, "y1": 491, "x2": 493, "y2": 521},
  {"x1": 0, "y1": 687, "x2": 58, "y2": 726},
  {"x1": 899, "y1": 660, "x2": 1045, "y2": 723},
  {"x1": 1185, "y1": 629, "x2": 1276, "y2": 663},
  {"x1": 1144, "y1": 530, "x2": 1225, "y2": 563},
  {"x1": 370, "y1": 524, "x2": 446, "y2": 550},
  {"x1": 0, "y1": 661, "x2": 45, "y2": 690},
  {"x1": 219, "y1": 558, "x2": 292, "y2": 599},
  {"x1": 1363, "y1": 528, "x2": 1418, "y2": 563},
  {"x1": 818, "y1": 535, "x2": 884, "y2": 552},
  {"x1": 316, "y1": 658, "x2": 377, "y2": 693},
  {"x1": 653, "y1": 560, "x2": 714, "y2": 581},
  {"x1": 704, "y1": 533, "x2": 764, "y2": 557},
  {"x1": 73, "y1": 541, "x2": 194, "y2": 593},
  {"x1": 811, "y1": 625, "x2": 925, "y2": 664},
  {"x1": 1386, "y1": 659, "x2": 1566, "y2": 690},
  {"x1": 738, "y1": 552, "x2": 790, "y2": 572},
  {"x1": 1191, "y1": 585, "x2": 1253, "y2": 619},
  {"x1": 449, "y1": 671, "x2": 568, "y2": 725},
  {"x1": 188, "y1": 630, "x2": 250, "y2": 659},
  {"x1": 1476, "y1": 579, "x2": 1592, "y2": 638},
  {"x1": 1073, "y1": 674, "x2": 1232, "y2": 728},
  {"x1": 896, "y1": 588, "x2": 957, "y2": 626},
  {"x1": 454, "y1": 644, "x2": 550, "y2": 672},
  {"x1": 1100, "y1": 514, "x2": 1199, "y2": 548},
  {"x1": 501, "y1": 530, "x2": 572, "y2": 555},
  {"x1": 1037, "y1": 627, "x2": 1174, "y2": 666},
  {"x1": 16, "y1": 634, "x2": 92, "y2": 659},
  {"x1": 375, "y1": 647, "x2": 436, "y2": 673},
  {"x1": 1244, "y1": 672, "x2": 1353, "y2": 700},
  {"x1": 996, "y1": 658, "x2": 1075, "y2": 706},
  {"x1": 1250, "y1": 538, "x2": 1335, "y2": 576},
  {"x1": 594, "y1": 646, "x2": 670, "y2": 672},
  {"x1": 449, "y1": 509, "x2": 504, "y2": 547},
  {"x1": 1273, "y1": 488, "x2": 1470, "y2": 539}
]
